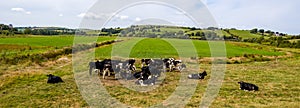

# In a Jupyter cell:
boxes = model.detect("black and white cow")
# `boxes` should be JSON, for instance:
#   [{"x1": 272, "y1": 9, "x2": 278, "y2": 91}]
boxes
[
  {"x1": 135, "y1": 75, "x2": 158, "y2": 86},
  {"x1": 141, "y1": 59, "x2": 152, "y2": 67},
  {"x1": 172, "y1": 60, "x2": 186, "y2": 71},
  {"x1": 188, "y1": 71, "x2": 207, "y2": 79},
  {"x1": 89, "y1": 60, "x2": 104, "y2": 76},
  {"x1": 47, "y1": 74, "x2": 64, "y2": 84},
  {"x1": 238, "y1": 81, "x2": 259, "y2": 91},
  {"x1": 163, "y1": 58, "x2": 186, "y2": 72},
  {"x1": 114, "y1": 59, "x2": 136, "y2": 80},
  {"x1": 162, "y1": 58, "x2": 174, "y2": 72},
  {"x1": 135, "y1": 66, "x2": 159, "y2": 86}
]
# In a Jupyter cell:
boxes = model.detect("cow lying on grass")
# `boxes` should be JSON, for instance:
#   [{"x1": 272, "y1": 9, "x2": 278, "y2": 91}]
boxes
[
  {"x1": 188, "y1": 71, "x2": 207, "y2": 79},
  {"x1": 47, "y1": 74, "x2": 63, "y2": 84},
  {"x1": 134, "y1": 66, "x2": 159, "y2": 86},
  {"x1": 135, "y1": 75, "x2": 159, "y2": 86},
  {"x1": 238, "y1": 81, "x2": 259, "y2": 91}
]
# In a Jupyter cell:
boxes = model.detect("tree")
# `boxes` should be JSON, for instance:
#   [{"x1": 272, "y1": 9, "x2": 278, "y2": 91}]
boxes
[
  {"x1": 258, "y1": 29, "x2": 265, "y2": 35},
  {"x1": 191, "y1": 32, "x2": 195, "y2": 36},
  {"x1": 195, "y1": 31, "x2": 201, "y2": 36},
  {"x1": 24, "y1": 28, "x2": 32, "y2": 34},
  {"x1": 250, "y1": 28, "x2": 258, "y2": 34}
]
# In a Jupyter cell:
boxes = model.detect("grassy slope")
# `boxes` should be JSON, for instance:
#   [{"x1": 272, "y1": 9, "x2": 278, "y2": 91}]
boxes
[
  {"x1": 95, "y1": 38, "x2": 283, "y2": 58},
  {"x1": 229, "y1": 30, "x2": 262, "y2": 39}
]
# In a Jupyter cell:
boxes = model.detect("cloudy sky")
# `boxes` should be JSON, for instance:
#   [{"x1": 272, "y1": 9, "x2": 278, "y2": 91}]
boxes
[{"x1": 1, "y1": 0, "x2": 300, "y2": 34}]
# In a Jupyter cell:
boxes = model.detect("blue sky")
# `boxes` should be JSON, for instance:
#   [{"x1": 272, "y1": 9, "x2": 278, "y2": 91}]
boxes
[{"x1": 1, "y1": 0, "x2": 300, "y2": 34}]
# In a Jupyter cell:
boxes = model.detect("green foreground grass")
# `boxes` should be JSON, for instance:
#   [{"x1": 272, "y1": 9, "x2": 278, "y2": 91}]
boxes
[{"x1": 0, "y1": 56, "x2": 299, "y2": 107}]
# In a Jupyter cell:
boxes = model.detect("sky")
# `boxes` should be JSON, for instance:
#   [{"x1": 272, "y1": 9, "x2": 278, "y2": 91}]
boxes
[{"x1": 1, "y1": 0, "x2": 300, "y2": 34}]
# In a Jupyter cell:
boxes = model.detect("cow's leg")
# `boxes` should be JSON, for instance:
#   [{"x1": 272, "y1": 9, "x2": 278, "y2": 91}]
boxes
[{"x1": 103, "y1": 69, "x2": 107, "y2": 79}]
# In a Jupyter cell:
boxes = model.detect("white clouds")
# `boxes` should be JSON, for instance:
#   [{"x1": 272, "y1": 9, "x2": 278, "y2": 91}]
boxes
[
  {"x1": 2, "y1": 0, "x2": 300, "y2": 34},
  {"x1": 119, "y1": 15, "x2": 129, "y2": 20},
  {"x1": 77, "y1": 12, "x2": 129, "y2": 20},
  {"x1": 135, "y1": 17, "x2": 141, "y2": 22},
  {"x1": 77, "y1": 12, "x2": 107, "y2": 20},
  {"x1": 113, "y1": 14, "x2": 129, "y2": 20},
  {"x1": 11, "y1": 8, "x2": 31, "y2": 14}
]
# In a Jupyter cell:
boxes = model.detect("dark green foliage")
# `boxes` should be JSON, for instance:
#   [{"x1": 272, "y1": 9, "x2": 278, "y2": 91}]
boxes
[{"x1": 250, "y1": 28, "x2": 258, "y2": 34}]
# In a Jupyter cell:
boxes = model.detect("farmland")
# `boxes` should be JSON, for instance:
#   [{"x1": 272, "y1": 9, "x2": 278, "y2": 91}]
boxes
[
  {"x1": 0, "y1": 35, "x2": 299, "y2": 107},
  {"x1": 228, "y1": 30, "x2": 262, "y2": 39},
  {"x1": 95, "y1": 38, "x2": 283, "y2": 59}
]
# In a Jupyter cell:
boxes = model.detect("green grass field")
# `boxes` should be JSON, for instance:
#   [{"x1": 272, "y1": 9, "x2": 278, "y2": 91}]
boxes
[
  {"x1": 0, "y1": 36, "x2": 299, "y2": 107},
  {"x1": 229, "y1": 30, "x2": 262, "y2": 39},
  {"x1": 94, "y1": 38, "x2": 283, "y2": 59},
  {"x1": 0, "y1": 36, "x2": 114, "y2": 48},
  {"x1": 0, "y1": 53, "x2": 299, "y2": 107},
  {"x1": 0, "y1": 36, "x2": 115, "y2": 58}
]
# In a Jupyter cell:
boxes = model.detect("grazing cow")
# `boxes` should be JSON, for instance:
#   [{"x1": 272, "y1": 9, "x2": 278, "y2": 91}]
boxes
[
  {"x1": 238, "y1": 81, "x2": 259, "y2": 91},
  {"x1": 188, "y1": 71, "x2": 207, "y2": 79},
  {"x1": 47, "y1": 74, "x2": 63, "y2": 84}
]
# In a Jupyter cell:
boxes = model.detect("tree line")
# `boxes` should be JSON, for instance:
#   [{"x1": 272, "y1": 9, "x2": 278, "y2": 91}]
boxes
[{"x1": 0, "y1": 24, "x2": 76, "y2": 36}]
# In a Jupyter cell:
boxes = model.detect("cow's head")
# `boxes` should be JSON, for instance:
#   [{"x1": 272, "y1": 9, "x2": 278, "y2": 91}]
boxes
[{"x1": 202, "y1": 71, "x2": 207, "y2": 76}]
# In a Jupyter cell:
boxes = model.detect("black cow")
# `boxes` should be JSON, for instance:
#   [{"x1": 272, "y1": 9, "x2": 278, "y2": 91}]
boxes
[
  {"x1": 89, "y1": 60, "x2": 104, "y2": 76},
  {"x1": 47, "y1": 74, "x2": 63, "y2": 84},
  {"x1": 238, "y1": 81, "x2": 259, "y2": 91},
  {"x1": 188, "y1": 71, "x2": 207, "y2": 79}
]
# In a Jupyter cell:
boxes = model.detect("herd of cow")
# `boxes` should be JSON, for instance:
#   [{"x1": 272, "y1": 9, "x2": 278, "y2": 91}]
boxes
[
  {"x1": 46, "y1": 57, "x2": 259, "y2": 91},
  {"x1": 88, "y1": 58, "x2": 187, "y2": 86}
]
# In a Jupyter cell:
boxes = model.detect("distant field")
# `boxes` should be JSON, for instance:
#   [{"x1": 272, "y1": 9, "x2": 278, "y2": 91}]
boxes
[
  {"x1": 229, "y1": 30, "x2": 262, "y2": 39},
  {"x1": 95, "y1": 38, "x2": 283, "y2": 59},
  {"x1": 0, "y1": 36, "x2": 114, "y2": 48},
  {"x1": 0, "y1": 36, "x2": 115, "y2": 58}
]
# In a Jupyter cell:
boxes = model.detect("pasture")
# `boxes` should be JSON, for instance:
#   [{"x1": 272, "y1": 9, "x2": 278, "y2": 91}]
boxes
[
  {"x1": 0, "y1": 36, "x2": 115, "y2": 61},
  {"x1": 229, "y1": 30, "x2": 262, "y2": 39},
  {"x1": 0, "y1": 36, "x2": 299, "y2": 107},
  {"x1": 0, "y1": 36, "x2": 114, "y2": 48},
  {"x1": 95, "y1": 38, "x2": 283, "y2": 59}
]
